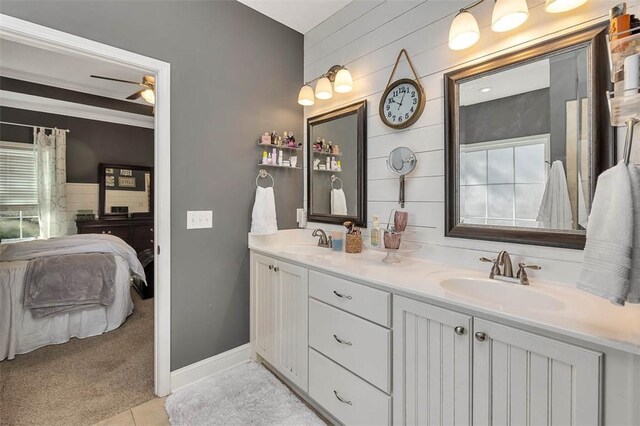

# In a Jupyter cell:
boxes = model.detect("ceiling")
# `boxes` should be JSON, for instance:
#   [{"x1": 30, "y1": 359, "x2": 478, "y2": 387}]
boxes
[
  {"x1": 460, "y1": 59, "x2": 551, "y2": 106},
  {"x1": 238, "y1": 0, "x2": 351, "y2": 34},
  {"x1": 0, "y1": 38, "x2": 152, "y2": 104}
]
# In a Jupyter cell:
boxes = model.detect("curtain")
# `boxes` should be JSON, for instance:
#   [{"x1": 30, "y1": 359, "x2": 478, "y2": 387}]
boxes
[{"x1": 34, "y1": 128, "x2": 67, "y2": 239}]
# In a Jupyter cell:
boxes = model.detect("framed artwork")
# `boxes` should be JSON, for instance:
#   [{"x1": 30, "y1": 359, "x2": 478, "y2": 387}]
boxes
[
  {"x1": 120, "y1": 169, "x2": 133, "y2": 176},
  {"x1": 105, "y1": 175, "x2": 115, "y2": 187},
  {"x1": 105, "y1": 168, "x2": 114, "y2": 174}
]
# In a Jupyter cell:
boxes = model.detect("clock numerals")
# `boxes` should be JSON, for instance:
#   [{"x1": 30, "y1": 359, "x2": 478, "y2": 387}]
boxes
[{"x1": 380, "y1": 79, "x2": 424, "y2": 129}]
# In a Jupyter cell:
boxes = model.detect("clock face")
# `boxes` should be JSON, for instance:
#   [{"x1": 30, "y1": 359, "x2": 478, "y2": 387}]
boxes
[{"x1": 379, "y1": 78, "x2": 425, "y2": 129}]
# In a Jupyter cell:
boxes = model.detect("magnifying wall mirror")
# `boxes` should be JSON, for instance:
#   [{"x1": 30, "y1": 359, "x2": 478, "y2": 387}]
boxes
[{"x1": 387, "y1": 147, "x2": 417, "y2": 208}]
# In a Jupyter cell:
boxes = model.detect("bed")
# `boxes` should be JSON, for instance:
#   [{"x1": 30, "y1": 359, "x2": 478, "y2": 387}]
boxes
[{"x1": 0, "y1": 234, "x2": 144, "y2": 361}]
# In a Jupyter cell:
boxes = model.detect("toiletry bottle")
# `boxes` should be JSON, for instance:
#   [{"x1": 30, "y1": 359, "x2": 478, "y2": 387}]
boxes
[
  {"x1": 371, "y1": 215, "x2": 381, "y2": 247},
  {"x1": 262, "y1": 151, "x2": 268, "y2": 164},
  {"x1": 331, "y1": 157, "x2": 336, "y2": 171},
  {"x1": 272, "y1": 148, "x2": 277, "y2": 165},
  {"x1": 278, "y1": 150, "x2": 283, "y2": 166},
  {"x1": 326, "y1": 157, "x2": 330, "y2": 170}
]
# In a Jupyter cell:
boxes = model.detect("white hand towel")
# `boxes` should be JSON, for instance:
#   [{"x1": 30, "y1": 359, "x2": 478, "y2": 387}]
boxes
[
  {"x1": 537, "y1": 160, "x2": 573, "y2": 230},
  {"x1": 251, "y1": 187, "x2": 278, "y2": 235},
  {"x1": 331, "y1": 188, "x2": 348, "y2": 216},
  {"x1": 627, "y1": 163, "x2": 640, "y2": 303},
  {"x1": 578, "y1": 162, "x2": 634, "y2": 305}
]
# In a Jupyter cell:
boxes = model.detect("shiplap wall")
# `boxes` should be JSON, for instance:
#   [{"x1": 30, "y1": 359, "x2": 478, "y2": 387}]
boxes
[
  {"x1": 65, "y1": 183, "x2": 98, "y2": 234},
  {"x1": 303, "y1": 0, "x2": 640, "y2": 286}
]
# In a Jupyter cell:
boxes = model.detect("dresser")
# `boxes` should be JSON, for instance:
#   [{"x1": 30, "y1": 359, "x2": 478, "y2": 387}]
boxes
[{"x1": 75, "y1": 217, "x2": 154, "y2": 254}]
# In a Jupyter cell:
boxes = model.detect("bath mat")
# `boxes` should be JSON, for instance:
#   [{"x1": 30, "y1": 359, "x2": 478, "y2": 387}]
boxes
[{"x1": 165, "y1": 361, "x2": 325, "y2": 425}]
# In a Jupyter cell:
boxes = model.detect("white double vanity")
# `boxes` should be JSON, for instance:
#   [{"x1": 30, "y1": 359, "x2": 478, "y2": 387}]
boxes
[{"x1": 249, "y1": 230, "x2": 640, "y2": 426}]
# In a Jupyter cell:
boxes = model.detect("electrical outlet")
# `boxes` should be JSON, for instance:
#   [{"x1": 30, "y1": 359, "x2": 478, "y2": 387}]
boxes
[{"x1": 187, "y1": 210, "x2": 213, "y2": 229}]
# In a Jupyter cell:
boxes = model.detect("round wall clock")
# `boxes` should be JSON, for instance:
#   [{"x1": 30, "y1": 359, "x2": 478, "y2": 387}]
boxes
[
  {"x1": 379, "y1": 78, "x2": 425, "y2": 129},
  {"x1": 378, "y1": 49, "x2": 426, "y2": 130}
]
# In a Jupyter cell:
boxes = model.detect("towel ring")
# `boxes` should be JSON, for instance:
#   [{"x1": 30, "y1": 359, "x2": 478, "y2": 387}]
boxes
[
  {"x1": 256, "y1": 169, "x2": 275, "y2": 188},
  {"x1": 331, "y1": 175, "x2": 343, "y2": 190}
]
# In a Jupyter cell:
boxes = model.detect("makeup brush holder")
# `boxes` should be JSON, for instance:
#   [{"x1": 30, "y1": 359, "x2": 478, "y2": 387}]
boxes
[
  {"x1": 384, "y1": 230, "x2": 402, "y2": 249},
  {"x1": 345, "y1": 234, "x2": 363, "y2": 253}
]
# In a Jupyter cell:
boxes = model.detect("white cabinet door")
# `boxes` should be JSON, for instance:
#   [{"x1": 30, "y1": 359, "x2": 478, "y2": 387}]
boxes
[
  {"x1": 253, "y1": 253, "x2": 277, "y2": 365},
  {"x1": 393, "y1": 296, "x2": 472, "y2": 425},
  {"x1": 275, "y1": 260, "x2": 309, "y2": 392},
  {"x1": 473, "y1": 318, "x2": 602, "y2": 426}
]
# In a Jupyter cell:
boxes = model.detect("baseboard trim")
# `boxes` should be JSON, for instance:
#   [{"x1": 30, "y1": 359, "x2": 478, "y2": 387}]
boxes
[{"x1": 170, "y1": 343, "x2": 251, "y2": 392}]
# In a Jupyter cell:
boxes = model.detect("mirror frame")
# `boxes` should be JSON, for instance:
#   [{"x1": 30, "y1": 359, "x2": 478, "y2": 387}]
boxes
[
  {"x1": 444, "y1": 24, "x2": 613, "y2": 249},
  {"x1": 307, "y1": 100, "x2": 367, "y2": 227},
  {"x1": 98, "y1": 163, "x2": 154, "y2": 219}
]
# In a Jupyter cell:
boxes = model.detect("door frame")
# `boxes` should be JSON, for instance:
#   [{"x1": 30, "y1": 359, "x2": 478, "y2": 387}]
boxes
[{"x1": 0, "y1": 14, "x2": 172, "y2": 396}]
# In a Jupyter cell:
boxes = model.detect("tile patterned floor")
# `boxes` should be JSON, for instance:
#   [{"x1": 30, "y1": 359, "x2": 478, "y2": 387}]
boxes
[{"x1": 95, "y1": 397, "x2": 169, "y2": 426}]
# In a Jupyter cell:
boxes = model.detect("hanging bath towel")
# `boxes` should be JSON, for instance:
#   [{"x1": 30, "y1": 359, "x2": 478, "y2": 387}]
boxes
[
  {"x1": 578, "y1": 162, "x2": 634, "y2": 305},
  {"x1": 331, "y1": 188, "x2": 347, "y2": 216},
  {"x1": 251, "y1": 186, "x2": 278, "y2": 235},
  {"x1": 536, "y1": 160, "x2": 573, "y2": 230}
]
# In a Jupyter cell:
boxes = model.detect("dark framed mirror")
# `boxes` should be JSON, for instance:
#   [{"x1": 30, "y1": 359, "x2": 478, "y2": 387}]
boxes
[
  {"x1": 444, "y1": 24, "x2": 613, "y2": 249},
  {"x1": 98, "y1": 163, "x2": 153, "y2": 218},
  {"x1": 307, "y1": 101, "x2": 367, "y2": 226}
]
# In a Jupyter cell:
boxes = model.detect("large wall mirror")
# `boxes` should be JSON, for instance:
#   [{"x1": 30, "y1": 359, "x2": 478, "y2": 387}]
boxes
[
  {"x1": 307, "y1": 101, "x2": 367, "y2": 226},
  {"x1": 445, "y1": 25, "x2": 613, "y2": 249},
  {"x1": 99, "y1": 163, "x2": 153, "y2": 218}
]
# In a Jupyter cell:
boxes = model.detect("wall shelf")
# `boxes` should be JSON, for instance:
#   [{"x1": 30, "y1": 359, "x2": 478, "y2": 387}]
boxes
[
  {"x1": 607, "y1": 88, "x2": 640, "y2": 126},
  {"x1": 312, "y1": 151, "x2": 342, "y2": 156},
  {"x1": 258, "y1": 163, "x2": 301, "y2": 170},
  {"x1": 313, "y1": 168, "x2": 342, "y2": 173},
  {"x1": 257, "y1": 143, "x2": 302, "y2": 151},
  {"x1": 607, "y1": 30, "x2": 640, "y2": 83}
]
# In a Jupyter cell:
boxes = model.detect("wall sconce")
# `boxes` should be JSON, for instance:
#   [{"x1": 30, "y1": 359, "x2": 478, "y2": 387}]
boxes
[
  {"x1": 448, "y1": 0, "x2": 588, "y2": 50},
  {"x1": 297, "y1": 65, "x2": 353, "y2": 106}
]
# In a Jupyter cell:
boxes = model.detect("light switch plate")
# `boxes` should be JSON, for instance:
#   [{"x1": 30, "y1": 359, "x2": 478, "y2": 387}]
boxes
[{"x1": 187, "y1": 210, "x2": 213, "y2": 229}]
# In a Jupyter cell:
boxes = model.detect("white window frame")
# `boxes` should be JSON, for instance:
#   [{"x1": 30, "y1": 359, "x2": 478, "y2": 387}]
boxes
[{"x1": 460, "y1": 134, "x2": 550, "y2": 226}]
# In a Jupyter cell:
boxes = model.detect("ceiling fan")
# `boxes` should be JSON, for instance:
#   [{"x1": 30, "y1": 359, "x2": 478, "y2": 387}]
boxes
[{"x1": 90, "y1": 74, "x2": 155, "y2": 105}]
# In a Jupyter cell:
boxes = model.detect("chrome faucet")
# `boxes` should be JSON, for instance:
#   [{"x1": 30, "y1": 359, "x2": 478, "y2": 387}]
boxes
[
  {"x1": 312, "y1": 228, "x2": 332, "y2": 248},
  {"x1": 480, "y1": 251, "x2": 541, "y2": 285}
]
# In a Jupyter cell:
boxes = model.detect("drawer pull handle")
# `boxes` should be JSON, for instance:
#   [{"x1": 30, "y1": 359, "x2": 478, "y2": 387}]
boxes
[
  {"x1": 333, "y1": 334, "x2": 352, "y2": 346},
  {"x1": 333, "y1": 290, "x2": 352, "y2": 300},
  {"x1": 268, "y1": 265, "x2": 274, "y2": 270},
  {"x1": 333, "y1": 390, "x2": 352, "y2": 405},
  {"x1": 274, "y1": 266, "x2": 280, "y2": 272},
  {"x1": 475, "y1": 332, "x2": 486, "y2": 342},
  {"x1": 454, "y1": 326, "x2": 465, "y2": 335}
]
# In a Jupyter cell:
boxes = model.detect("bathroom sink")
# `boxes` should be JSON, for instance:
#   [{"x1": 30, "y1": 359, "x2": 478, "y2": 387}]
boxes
[
  {"x1": 278, "y1": 243, "x2": 333, "y2": 257},
  {"x1": 440, "y1": 277, "x2": 565, "y2": 312}
]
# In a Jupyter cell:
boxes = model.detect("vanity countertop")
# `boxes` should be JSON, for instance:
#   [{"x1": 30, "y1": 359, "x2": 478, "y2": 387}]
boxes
[{"x1": 250, "y1": 230, "x2": 640, "y2": 356}]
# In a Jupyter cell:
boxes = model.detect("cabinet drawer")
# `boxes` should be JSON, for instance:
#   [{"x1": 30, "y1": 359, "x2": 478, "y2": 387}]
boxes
[
  {"x1": 309, "y1": 348, "x2": 390, "y2": 426},
  {"x1": 309, "y1": 299, "x2": 391, "y2": 393},
  {"x1": 309, "y1": 270, "x2": 390, "y2": 327}
]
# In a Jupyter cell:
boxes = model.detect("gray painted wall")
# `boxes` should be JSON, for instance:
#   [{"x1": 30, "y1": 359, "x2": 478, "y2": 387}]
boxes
[
  {"x1": 0, "y1": 106, "x2": 154, "y2": 183},
  {"x1": 459, "y1": 88, "x2": 550, "y2": 144},
  {"x1": 0, "y1": 0, "x2": 304, "y2": 370}
]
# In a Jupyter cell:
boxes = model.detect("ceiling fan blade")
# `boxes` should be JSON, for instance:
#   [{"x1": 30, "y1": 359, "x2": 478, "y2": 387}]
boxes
[
  {"x1": 90, "y1": 75, "x2": 143, "y2": 85},
  {"x1": 126, "y1": 90, "x2": 144, "y2": 100}
]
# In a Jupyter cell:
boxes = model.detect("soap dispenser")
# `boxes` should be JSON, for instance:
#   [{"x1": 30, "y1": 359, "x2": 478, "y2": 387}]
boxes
[{"x1": 371, "y1": 215, "x2": 381, "y2": 247}]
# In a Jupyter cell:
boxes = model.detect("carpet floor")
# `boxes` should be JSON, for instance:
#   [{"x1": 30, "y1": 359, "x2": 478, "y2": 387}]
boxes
[
  {"x1": 0, "y1": 289, "x2": 154, "y2": 426},
  {"x1": 165, "y1": 362, "x2": 325, "y2": 426}
]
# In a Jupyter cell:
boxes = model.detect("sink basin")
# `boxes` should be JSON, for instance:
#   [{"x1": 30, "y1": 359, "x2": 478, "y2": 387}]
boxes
[
  {"x1": 278, "y1": 243, "x2": 333, "y2": 257},
  {"x1": 440, "y1": 277, "x2": 565, "y2": 312}
]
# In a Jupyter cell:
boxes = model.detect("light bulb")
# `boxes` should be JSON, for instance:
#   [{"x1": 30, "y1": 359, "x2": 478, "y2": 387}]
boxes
[
  {"x1": 297, "y1": 84, "x2": 315, "y2": 106},
  {"x1": 544, "y1": 0, "x2": 588, "y2": 13},
  {"x1": 141, "y1": 88, "x2": 155, "y2": 104},
  {"x1": 492, "y1": 0, "x2": 529, "y2": 32},
  {"x1": 315, "y1": 76, "x2": 333, "y2": 100},
  {"x1": 449, "y1": 11, "x2": 480, "y2": 50},
  {"x1": 333, "y1": 68, "x2": 353, "y2": 93}
]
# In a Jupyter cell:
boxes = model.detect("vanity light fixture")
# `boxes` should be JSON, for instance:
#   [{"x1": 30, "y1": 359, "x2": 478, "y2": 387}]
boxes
[
  {"x1": 449, "y1": 0, "x2": 587, "y2": 50},
  {"x1": 297, "y1": 65, "x2": 353, "y2": 106},
  {"x1": 544, "y1": 0, "x2": 588, "y2": 13},
  {"x1": 140, "y1": 88, "x2": 155, "y2": 105}
]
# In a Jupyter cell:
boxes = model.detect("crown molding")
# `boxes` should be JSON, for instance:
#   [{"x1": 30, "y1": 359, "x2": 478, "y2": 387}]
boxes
[{"x1": 0, "y1": 89, "x2": 154, "y2": 129}]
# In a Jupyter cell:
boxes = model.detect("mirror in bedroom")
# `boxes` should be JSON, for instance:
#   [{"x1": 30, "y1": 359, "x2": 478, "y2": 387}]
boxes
[
  {"x1": 444, "y1": 25, "x2": 613, "y2": 249},
  {"x1": 99, "y1": 163, "x2": 153, "y2": 218},
  {"x1": 307, "y1": 101, "x2": 367, "y2": 226}
]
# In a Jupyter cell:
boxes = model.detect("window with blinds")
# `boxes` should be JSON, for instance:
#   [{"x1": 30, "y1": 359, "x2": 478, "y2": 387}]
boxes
[
  {"x1": 0, "y1": 141, "x2": 37, "y2": 208},
  {"x1": 0, "y1": 141, "x2": 39, "y2": 241}
]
